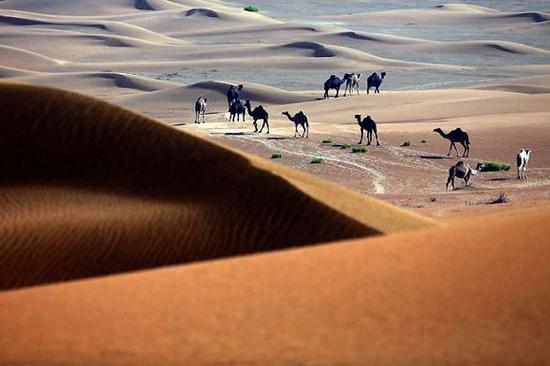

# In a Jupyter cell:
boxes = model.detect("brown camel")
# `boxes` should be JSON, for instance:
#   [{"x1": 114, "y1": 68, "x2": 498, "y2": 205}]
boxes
[
  {"x1": 354, "y1": 114, "x2": 379, "y2": 146},
  {"x1": 433, "y1": 127, "x2": 470, "y2": 157},
  {"x1": 282, "y1": 111, "x2": 309, "y2": 138},
  {"x1": 446, "y1": 161, "x2": 479, "y2": 191}
]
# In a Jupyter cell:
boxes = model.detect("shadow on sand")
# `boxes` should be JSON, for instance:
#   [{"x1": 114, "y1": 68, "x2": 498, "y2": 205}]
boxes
[{"x1": 419, "y1": 155, "x2": 452, "y2": 160}]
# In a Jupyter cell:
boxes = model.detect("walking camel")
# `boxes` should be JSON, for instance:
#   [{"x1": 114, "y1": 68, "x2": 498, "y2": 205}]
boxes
[
  {"x1": 226, "y1": 84, "x2": 243, "y2": 108},
  {"x1": 194, "y1": 97, "x2": 207, "y2": 124},
  {"x1": 517, "y1": 149, "x2": 531, "y2": 179},
  {"x1": 323, "y1": 74, "x2": 351, "y2": 99},
  {"x1": 344, "y1": 73, "x2": 361, "y2": 96},
  {"x1": 245, "y1": 100, "x2": 269, "y2": 134},
  {"x1": 446, "y1": 161, "x2": 479, "y2": 191},
  {"x1": 354, "y1": 114, "x2": 380, "y2": 145},
  {"x1": 366, "y1": 72, "x2": 386, "y2": 94},
  {"x1": 282, "y1": 111, "x2": 309, "y2": 138},
  {"x1": 228, "y1": 99, "x2": 246, "y2": 122},
  {"x1": 433, "y1": 127, "x2": 470, "y2": 157}
]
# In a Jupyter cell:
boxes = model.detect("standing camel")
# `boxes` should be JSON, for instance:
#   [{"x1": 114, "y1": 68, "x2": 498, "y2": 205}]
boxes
[
  {"x1": 228, "y1": 99, "x2": 246, "y2": 122},
  {"x1": 344, "y1": 73, "x2": 361, "y2": 96},
  {"x1": 517, "y1": 149, "x2": 531, "y2": 179},
  {"x1": 194, "y1": 97, "x2": 207, "y2": 124},
  {"x1": 433, "y1": 127, "x2": 470, "y2": 157},
  {"x1": 323, "y1": 74, "x2": 350, "y2": 99},
  {"x1": 366, "y1": 72, "x2": 386, "y2": 94},
  {"x1": 226, "y1": 84, "x2": 243, "y2": 108},
  {"x1": 354, "y1": 114, "x2": 380, "y2": 145},
  {"x1": 245, "y1": 100, "x2": 269, "y2": 134},
  {"x1": 282, "y1": 111, "x2": 309, "y2": 138},
  {"x1": 446, "y1": 161, "x2": 479, "y2": 191}
]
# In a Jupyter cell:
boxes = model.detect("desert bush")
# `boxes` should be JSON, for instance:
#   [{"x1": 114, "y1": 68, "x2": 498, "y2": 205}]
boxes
[
  {"x1": 322, "y1": 138, "x2": 333, "y2": 144},
  {"x1": 488, "y1": 192, "x2": 509, "y2": 204},
  {"x1": 310, "y1": 157, "x2": 323, "y2": 164},
  {"x1": 351, "y1": 146, "x2": 368, "y2": 153},
  {"x1": 480, "y1": 161, "x2": 511, "y2": 172},
  {"x1": 421, "y1": 139, "x2": 427, "y2": 143},
  {"x1": 244, "y1": 5, "x2": 259, "y2": 12},
  {"x1": 401, "y1": 141, "x2": 411, "y2": 147},
  {"x1": 271, "y1": 152, "x2": 282, "y2": 159}
]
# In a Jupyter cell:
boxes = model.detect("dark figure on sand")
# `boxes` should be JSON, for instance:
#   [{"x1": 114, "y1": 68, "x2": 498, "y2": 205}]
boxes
[{"x1": 355, "y1": 114, "x2": 379, "y2": 146}]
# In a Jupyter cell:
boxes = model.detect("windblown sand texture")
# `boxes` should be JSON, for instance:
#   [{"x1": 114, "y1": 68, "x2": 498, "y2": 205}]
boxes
[{"x1": 1, "y1": 0, "x2": 550, "y2": 364}]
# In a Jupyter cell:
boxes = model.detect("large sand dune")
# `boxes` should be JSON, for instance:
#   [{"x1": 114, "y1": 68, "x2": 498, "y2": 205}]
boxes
[
  {"x1": 1, "y1": 204, "x2": 548, "y2": 364},
  {"x1": 0, "y1": 83, "x2": 434, "y2": 290}
]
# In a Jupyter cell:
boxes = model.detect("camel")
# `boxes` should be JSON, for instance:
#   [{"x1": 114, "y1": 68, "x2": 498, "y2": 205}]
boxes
[
  {"x1": 366, "y1": 72, "x2": 386, "y2": 94},
  {"x1": 344, "y1": 73, "x2": 361, "y2": 96},
  {"x1": 226, "y1": 84, "x2": 243, "y2": 108},
  {"x1": 354, "y1": 114, "x2": 379, "y2": 146},
  {"x1": 446, "y1": 161, "x2": 479, "y2": 191},
  {"x1": 433, "y1": 127, "x2": 470, "y2": 157},
  {"x1": 194, "y1": 97, "x2": 207, "y2": 124},
  {"x1": 245, "y1": 100, "x2": 269, "y2": 134},
  {"x1": 282, "y1": 111, "x2": 309, "y2": 138},
  {"x1": 323, "y1": 74, "x2": 351, "y2": 99},
  {"x1": 228, "y1": 99, "x2": 246, "y2": 122},
  {"x1": 517, "y1": 149, "x2": 531, "y2": 179}
]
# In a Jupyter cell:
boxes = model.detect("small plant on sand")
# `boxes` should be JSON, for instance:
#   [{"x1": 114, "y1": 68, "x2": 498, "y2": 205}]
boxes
[
  {"x1": 401, "y1": 141, "x2": 411, "y2": 147},
  {"x1": 488, "y1": 192, "x2": 509, "y2": 204},
  {"x1": 322, "y1": 138, "x2": 333, "y2": 144},
  {"x1": 271, "y1": 152, "x2": 282, "y2": 159},
  {"x1": 421, "y1": 139, "x2": 427, "y2": 144},
  {"x1": 430, "y1": 196, "x2": 437, "y2": 202},
  {"x1": 340, "y1": 144, "x2": 352, "y2": 149},
  {"x1": 352, "y1": 146, "x2": 368, "y2": 153},
  {"x1": 244, "y1": 5, "x2": 259, "y2": 12},
  {"x1": 310, "y1": 157, "x2": 323, "y2": 164},
  {"x1": 479, "y1": 161, "x2": 511, "y2": 172}
]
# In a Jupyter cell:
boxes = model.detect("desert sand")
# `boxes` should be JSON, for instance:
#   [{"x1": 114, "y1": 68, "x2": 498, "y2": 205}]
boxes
[{"x1": 1, "y1": 0, "x2": 549, "y2": 364}]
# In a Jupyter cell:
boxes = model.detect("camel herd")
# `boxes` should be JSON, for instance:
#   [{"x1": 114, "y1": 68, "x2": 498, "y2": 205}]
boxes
[{"x1": 193, "y1": 74, "x2": 531, "y2": 191}]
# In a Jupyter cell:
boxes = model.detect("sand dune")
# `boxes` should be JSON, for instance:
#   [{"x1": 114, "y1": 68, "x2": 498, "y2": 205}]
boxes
[
  {"x1": 0, "y1": 83, "x2": 434, "y2": 290},
  {"x1": 1, "y1": 205, "x2": 548, "y2": 364}
]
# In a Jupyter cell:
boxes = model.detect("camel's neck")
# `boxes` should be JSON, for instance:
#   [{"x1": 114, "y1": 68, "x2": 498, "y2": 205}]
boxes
[
  {"x1": 436, "y1": 130, "x2": 448, "y2": 139},
  {"x1": 246, "y1": 104, "x2": 253, "y2": 115},
  {"x1": 283, "y1": 113, "x2": 293, "y2": 121}
]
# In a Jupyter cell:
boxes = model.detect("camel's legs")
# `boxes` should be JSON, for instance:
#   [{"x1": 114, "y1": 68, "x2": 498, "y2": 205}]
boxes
[
  {"x1": 367, "y1": 131, "x2": 372, "y2": 145},
  {"x1": 447, "y1": 143, "x2": 453, "y2": 156},
  {"x1": 253, "y1": 120, "x2": 258, "y2": 132},
  {"x1": 452, "y1": 143, "x2": 460, "y2": 157},
  {"x1": 295, "y1": 124, "x2": 299, "y2": 138},
  {"x1": 358, "y1": 128, "x2": 364, "y2": 144},
  {"x1": 446, "y1": 175, "x2": 454, "y2": 191},
  {"x1": 374, "y1": 131, "x2": 380, "y2": 146}
]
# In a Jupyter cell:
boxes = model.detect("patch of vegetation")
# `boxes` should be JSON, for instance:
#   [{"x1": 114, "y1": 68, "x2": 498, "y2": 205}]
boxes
[
  {"x1": 310, "y1": 157, "x2": 323, "y2": 164},
  {"x1": 488, "y1": 192, "x2": 509, "y2": 205},
  {"x1": 340, "y1": 144, "x2": 352, "y2": 149},
  {"x1": 480, "y1": 161, "x2": 511, "y2": 172},
  {"x1": 401, "y1": 141, "x2": 411, "y2": 147},
  {"x1": 322, "y1": 138, "x2": 333, "y2": 144},
  {"x1": 351, "y1": 146, "x2": 368, "y2": 153},
  {"x1": 271, "y1": 152, "x2": 282, "y2": 159},
  {"x1": 244, "y1": 5, "x2": 259, "y2": 12},
  {"x1": 421, "y1": 139, "x2": 427, "y2": 144},
  {"x1": 430, "y1": 197, "x2": 437, "y2": 202}
]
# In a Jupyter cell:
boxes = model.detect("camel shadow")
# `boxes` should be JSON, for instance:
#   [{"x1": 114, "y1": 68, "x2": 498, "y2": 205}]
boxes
[
  {"x1": 487, "y1": 177, "x2": 513, "y2": 182},
  {"x1": 171, "y1": 122, "x2": 187, "y2": 126},
  {"x1": 419, "y1": 155, "x2": 452, "y2": 160},
  {"x1": 223, "y1": 131, "x2": 255, "y2": 136},
  {"x1": 266, "y1": 136, "x2": 288, "y2": 140}
]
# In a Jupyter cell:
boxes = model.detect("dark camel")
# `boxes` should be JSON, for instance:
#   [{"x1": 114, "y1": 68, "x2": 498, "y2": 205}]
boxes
[
  {"x1": 282, "y1": 111, "x2": 309, "y2": 138},
  {"x1": 433, "y1": 127, "x2": 470, "y2": 157},
  {"x1": 446, "y1": 161, "x2": 479, "y2": 191},
  {"x1": 228, "y1": 99, "x2": 246, "y2": 122},
  {"x1": 366, "y1": 72, "x2": 386, "y2": 94},
  {"x1": 323, "y1": 74, "x2": 351, "y2": 99},
  {"x1": 245, "y1": 100, "x2": 269, "y2": 134},
  {"x1": 226, "y1": 84, "x2": 243, "y2": 108},
  {"x1": 354, "y1": 114, "x2": 379, "y2": 146}
]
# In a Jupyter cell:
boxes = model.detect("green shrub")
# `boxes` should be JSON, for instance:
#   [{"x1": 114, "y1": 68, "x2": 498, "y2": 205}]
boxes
[
  {"x1": 401, "y1": 141, "x2": 411, "y2": 147},
  {"x1": 351, "y1": 146, "x2": 368, "y2": 153},
  {"x1": 271, "y1": 153, "x2": 282, "y2": 159},
  {"x1": 244, "y1": 5, "x2": 259, "y2": 12},
  {"x1": 322, "y1": 138, "x2": 333, "y2": 144},
  {"x1": 421, "y1": 139, "x2": 427, "y2": 144},
  {"x1": 310, "y1": 157, "x2": 323, "y2": 164},
  {"x1": 480, "y1": 161, "x2": 511, "y2": 172},
  {"x1": 340, "y1": 144, "x2": 352, "y2": 149}
]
